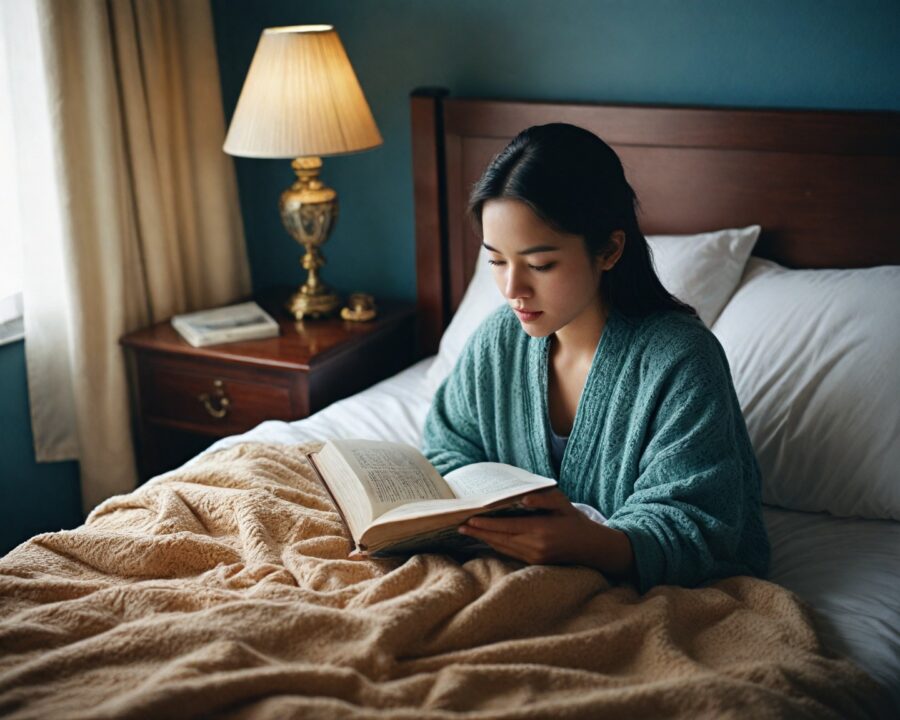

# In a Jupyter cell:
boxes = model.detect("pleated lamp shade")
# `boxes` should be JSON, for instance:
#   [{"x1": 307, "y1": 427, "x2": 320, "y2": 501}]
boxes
[{"x1": 223, "y1": 25, "x2": 383, "y2": 159}]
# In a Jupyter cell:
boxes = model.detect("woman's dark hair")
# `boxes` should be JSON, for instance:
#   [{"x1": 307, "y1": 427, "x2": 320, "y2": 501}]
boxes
[{"x1": 467, "y1": 123, "x2": 697, "y2": 319}]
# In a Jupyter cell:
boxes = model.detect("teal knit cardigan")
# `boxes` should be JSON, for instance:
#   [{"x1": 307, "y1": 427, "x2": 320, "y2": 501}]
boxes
[{"x1": 421, "y1": 305, "x2": 770, "y2": 593}]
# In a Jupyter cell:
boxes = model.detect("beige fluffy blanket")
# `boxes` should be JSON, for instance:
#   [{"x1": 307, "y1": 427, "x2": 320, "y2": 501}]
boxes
[{"x1": 0, "y1": 442, "x2": 882, "y2": 719}]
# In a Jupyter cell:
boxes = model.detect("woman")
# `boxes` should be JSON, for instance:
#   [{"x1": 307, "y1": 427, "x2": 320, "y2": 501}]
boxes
[{"x1": 421, "y1": 123, "x2": 770, "y2": 593}]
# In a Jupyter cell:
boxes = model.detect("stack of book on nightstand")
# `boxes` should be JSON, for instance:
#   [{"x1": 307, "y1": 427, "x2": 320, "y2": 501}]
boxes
[{"x1": 170, "y1": 301, "x2": 279, "y2": 347}]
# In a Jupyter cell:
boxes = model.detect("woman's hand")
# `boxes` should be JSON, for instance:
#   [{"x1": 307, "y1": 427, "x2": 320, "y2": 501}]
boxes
[{"x1": 459, "y1": 489, "x2": 635, "y2": 578}]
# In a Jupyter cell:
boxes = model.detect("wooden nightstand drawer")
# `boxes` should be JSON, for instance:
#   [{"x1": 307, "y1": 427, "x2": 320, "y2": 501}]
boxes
[
  {"x1": 122, "y1": 293, "x2": 416, "y2": 482},
  {"x1": 143, "y1": 360, "x2": 294, "y2": 435}
]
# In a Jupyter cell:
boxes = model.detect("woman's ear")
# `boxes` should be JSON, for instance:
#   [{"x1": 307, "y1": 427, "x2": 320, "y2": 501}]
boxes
[{"x1": 600, "y1": 230, "x2": 626, "y2": 271}]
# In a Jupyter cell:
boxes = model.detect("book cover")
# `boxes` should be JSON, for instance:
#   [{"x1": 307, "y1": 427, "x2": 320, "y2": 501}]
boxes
[{"x1": 171, "y1": 301, "x2": 279, "y2": 347}]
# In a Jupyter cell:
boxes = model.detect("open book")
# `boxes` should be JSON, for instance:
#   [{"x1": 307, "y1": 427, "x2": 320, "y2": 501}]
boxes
[{"x1": 306, "y1": 439, "x2": 557, "y2": 557}]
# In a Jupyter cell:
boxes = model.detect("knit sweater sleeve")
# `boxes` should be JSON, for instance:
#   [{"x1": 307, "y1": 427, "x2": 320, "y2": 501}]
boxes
[
  {"x1": 604, "y1": 330, "x2": 766, "y2": 593},
  {"x1": 420, "y1": 331, "x2": 490, "y2": 476}
]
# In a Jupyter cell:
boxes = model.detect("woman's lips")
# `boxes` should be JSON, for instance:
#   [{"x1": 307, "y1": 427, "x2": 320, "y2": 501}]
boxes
[{"x1": 514, "y1": 308, "x2": 543, "y2": 322}]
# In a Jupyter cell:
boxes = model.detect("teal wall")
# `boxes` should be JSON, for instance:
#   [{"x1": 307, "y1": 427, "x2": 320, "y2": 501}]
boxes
[
  {"x1": 211, "y1": 0, "x2": 900, "y2": 301},
  {"x1": 0, "y1": 340, "x2": 82, "y2": 556},
  {"x1": 3, "y1": 0, "x2": 898, "y2": 556}
]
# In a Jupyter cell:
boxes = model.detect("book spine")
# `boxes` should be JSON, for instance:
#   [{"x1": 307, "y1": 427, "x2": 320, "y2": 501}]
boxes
[
  {"x1": 172, "y1": 323, "x2": 279, "y2": 347},
  {"x1": 170, "y1": 320, "x2": 202, "y2": 346},
  {"x1": 193, "y1": 326, "x2": 279, "y2": 345}
]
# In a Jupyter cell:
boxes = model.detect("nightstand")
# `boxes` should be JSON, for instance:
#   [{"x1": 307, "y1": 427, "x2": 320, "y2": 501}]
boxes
[{"x1": 120, "y1": 289, "x2": 416, "y2": 483}]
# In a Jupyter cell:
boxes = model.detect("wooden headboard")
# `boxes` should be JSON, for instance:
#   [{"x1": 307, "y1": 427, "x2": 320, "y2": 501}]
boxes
[{"x1": 410, "y1": 88, "x2": 900, "y2": 357}]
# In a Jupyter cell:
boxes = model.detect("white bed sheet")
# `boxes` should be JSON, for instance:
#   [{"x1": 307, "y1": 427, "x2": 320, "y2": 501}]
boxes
[
  {"x1": 190, "y1": 356, "x2": 899, "y2": 712},
  {"x1": 764, "y1": 508, "x2": 900, "y2": 711},
  {"x1": 192, "y1": 356, "x2": 437, "y2": 458}
]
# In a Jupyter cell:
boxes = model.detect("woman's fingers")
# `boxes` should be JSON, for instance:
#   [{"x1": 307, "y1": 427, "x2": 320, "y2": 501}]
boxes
[
  {"x1": 464, "y1": 514, "x2": 549, "y2": 534},
  {"x1": 522, "y1": 489, "x2": 572, "y2": 510},
  {"x1": 464, "y1": 491, "x2": 574, "y2": 534},
  {"x1": 458, "y1": 488, "x2": 588, "y2": 563},
  {"x1": 459, "y1": 525, "x2": 534, "y2": 561}
]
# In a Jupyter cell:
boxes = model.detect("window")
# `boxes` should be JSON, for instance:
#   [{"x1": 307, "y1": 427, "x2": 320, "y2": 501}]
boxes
[
  {"x1": 0, "y1": 3, "x2": 25, "y2": 345},
  {"x1": 0, "y1": 0, "x2": 44, "y2": 346}
]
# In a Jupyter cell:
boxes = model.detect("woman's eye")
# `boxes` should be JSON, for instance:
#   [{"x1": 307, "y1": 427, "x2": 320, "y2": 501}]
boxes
[{"x1": 487, "y1": 259, "x2": 555, "y2": 272}]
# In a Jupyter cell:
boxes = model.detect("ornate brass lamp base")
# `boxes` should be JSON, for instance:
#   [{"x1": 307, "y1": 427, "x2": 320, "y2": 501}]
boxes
[
  {"x1": 289, "y1": 286, "x2": 340, "y2": 320},
  {"x1": 279, "y1": 156, "x2": 342, "y2": 320}
]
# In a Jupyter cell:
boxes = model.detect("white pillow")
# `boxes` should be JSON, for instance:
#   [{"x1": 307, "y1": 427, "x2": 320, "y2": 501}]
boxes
[
  {"x1": 711, "y1": 257, "x2": 900, "y2": 521},
  {"x1": 646, "y1": 225, "x2": 761, "y2": 327},
  {"x1": 424, "y1": 226, "x2": 761, "y2": 393},
  {"x1": 424, "y1": 245, "x2": 504, "y2": 393}
]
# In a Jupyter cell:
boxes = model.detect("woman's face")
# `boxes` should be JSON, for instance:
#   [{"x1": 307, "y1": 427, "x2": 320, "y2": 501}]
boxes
[{"x1": 481, "y1": 198, "x2": 605, "y2": 338}]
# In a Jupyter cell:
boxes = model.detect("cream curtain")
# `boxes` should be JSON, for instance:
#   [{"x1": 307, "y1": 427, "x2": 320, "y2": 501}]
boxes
[{"x1": 15, "y1": 0, "x2": 251, "y2": 514}]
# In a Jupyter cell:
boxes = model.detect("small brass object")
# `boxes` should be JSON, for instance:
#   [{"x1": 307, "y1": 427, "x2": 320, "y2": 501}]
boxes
[
  {"x1": 340, "y1": 293, "x2": 377, "y2": 322},
  {"x1": 198, "y1": 379, "x2": 230, "y2": 419}
]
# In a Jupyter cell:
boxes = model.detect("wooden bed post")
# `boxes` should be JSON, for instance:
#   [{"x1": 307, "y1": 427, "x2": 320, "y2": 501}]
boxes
[{"x1": 410, "y1": 87, "x2": 450, "y2": 359}]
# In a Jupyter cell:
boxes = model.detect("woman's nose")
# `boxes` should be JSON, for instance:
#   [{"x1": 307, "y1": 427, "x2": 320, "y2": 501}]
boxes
[{"x1": 504, "y1": 265, "x2": 531, "y2": 300}]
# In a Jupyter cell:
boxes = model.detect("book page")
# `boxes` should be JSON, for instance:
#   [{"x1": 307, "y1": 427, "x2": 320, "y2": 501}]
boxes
[
  {"x1": 370, "y1": 462, "x2": 556, "y2": 527},
  {"x1": 443, "y1": 462, "x2": 556, "y2": 499},
  {"x1": 331, "y1": 440, "x2": 455, "y2": 518}
]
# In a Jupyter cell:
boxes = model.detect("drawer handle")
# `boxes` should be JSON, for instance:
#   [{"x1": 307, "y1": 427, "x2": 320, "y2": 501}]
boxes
[{"x1": 198, "y1": 379, "x2": 230, "y2": 419}]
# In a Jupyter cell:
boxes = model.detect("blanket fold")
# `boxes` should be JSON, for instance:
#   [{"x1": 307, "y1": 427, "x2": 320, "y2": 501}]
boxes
[{"x1": 0, "y1": 442, "x2": 884, "y2": 719}]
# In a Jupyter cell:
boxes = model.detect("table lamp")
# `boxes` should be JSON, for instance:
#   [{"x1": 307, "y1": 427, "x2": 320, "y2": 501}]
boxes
[{"x1": 223, "y1": 25, "x2": 383, "y2": 319}]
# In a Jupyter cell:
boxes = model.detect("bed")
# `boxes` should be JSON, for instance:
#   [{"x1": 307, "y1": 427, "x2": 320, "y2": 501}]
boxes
[{"x1": 1, "y1": 92, "x2": 898, "y2": 719}]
